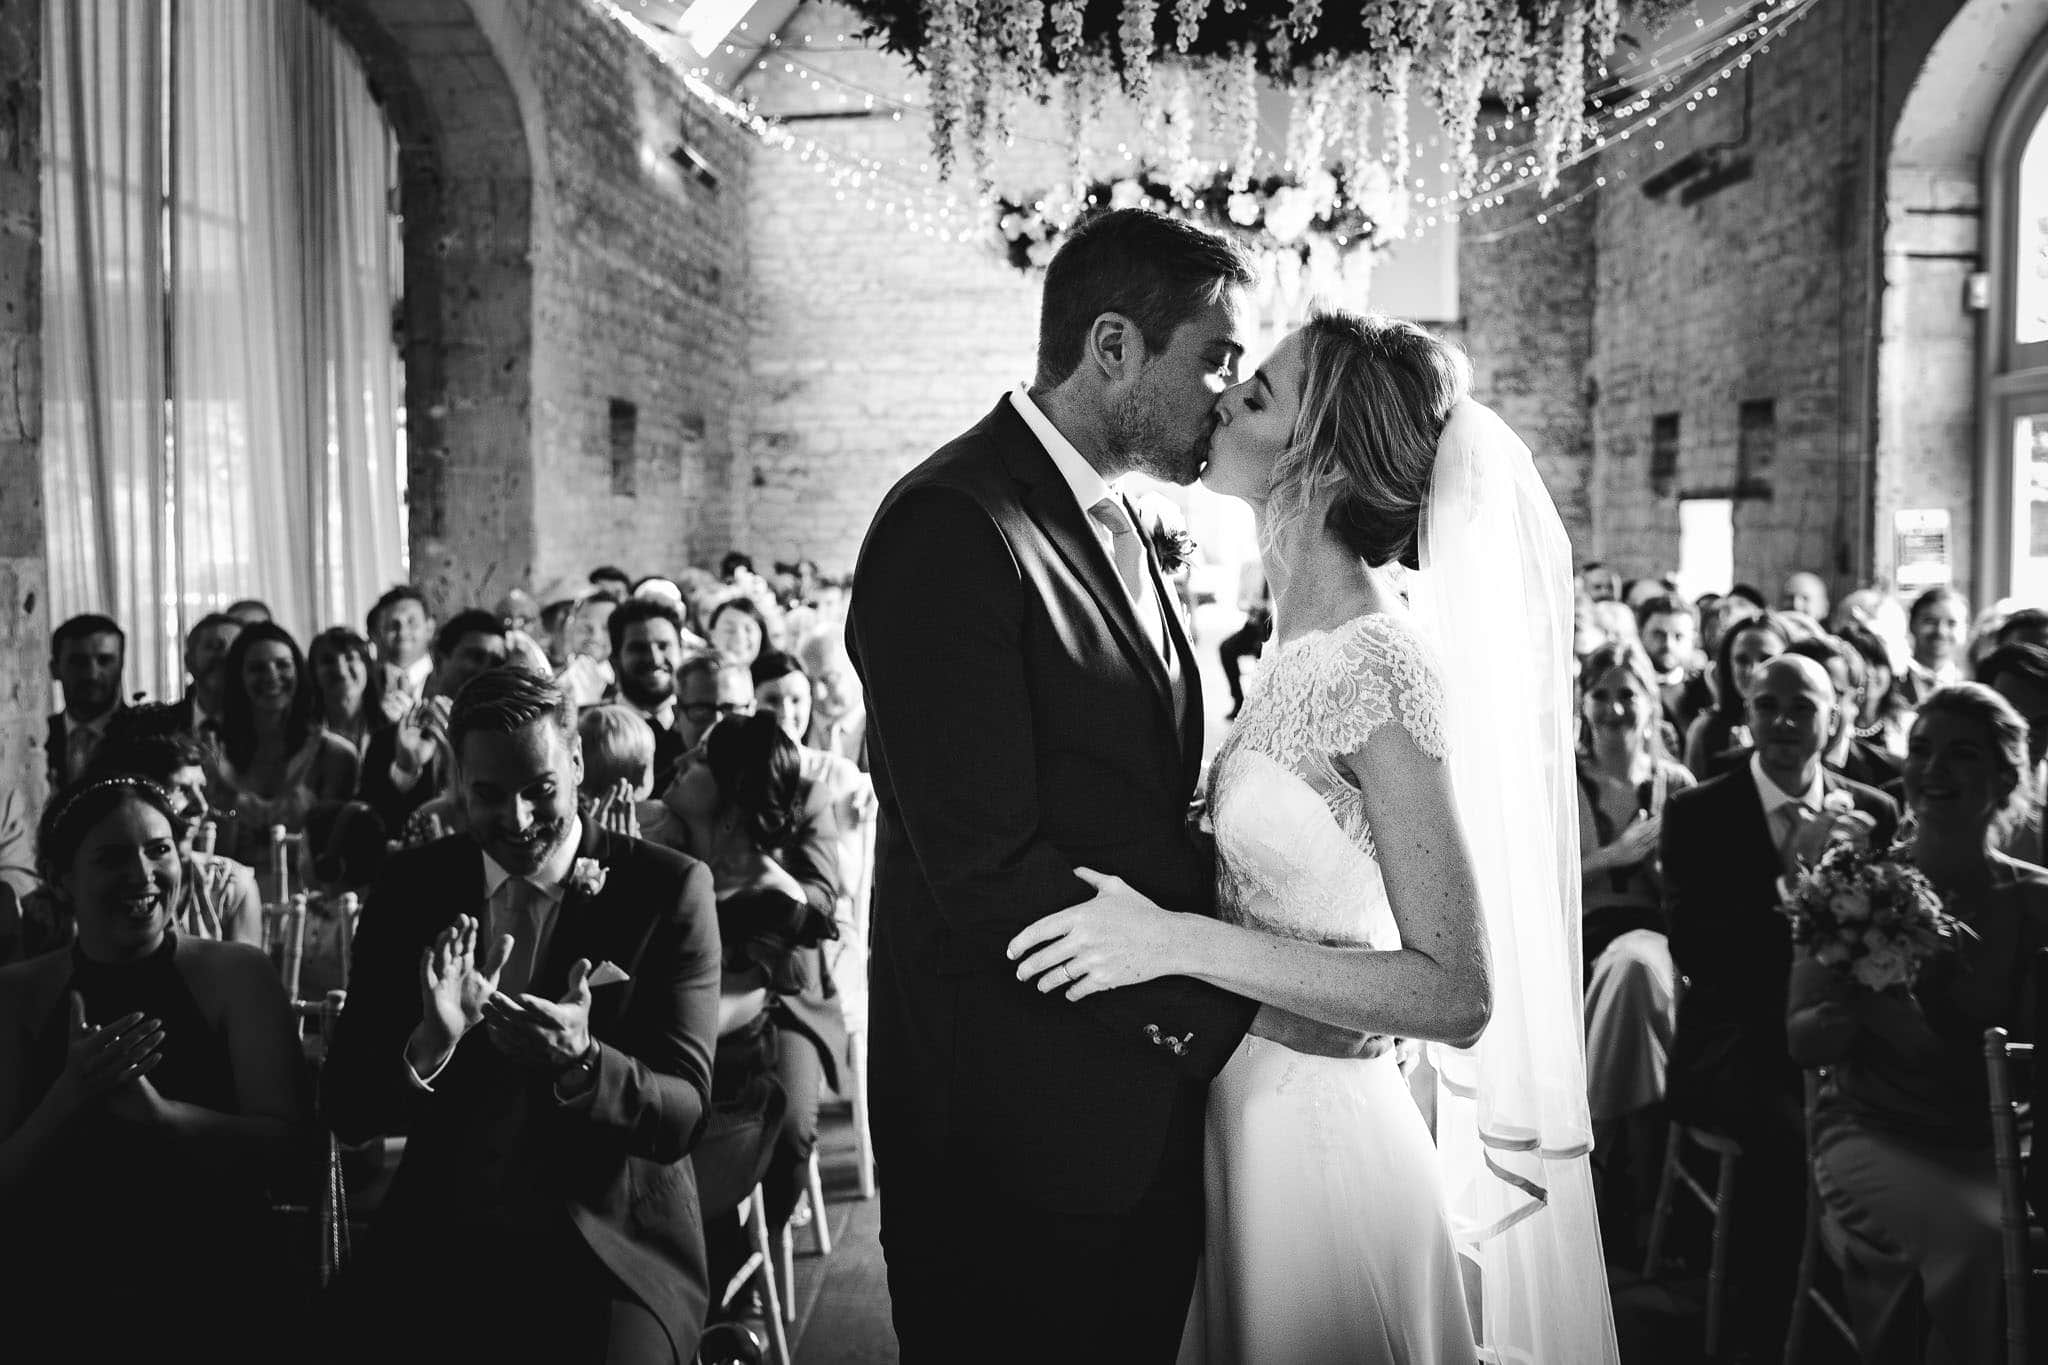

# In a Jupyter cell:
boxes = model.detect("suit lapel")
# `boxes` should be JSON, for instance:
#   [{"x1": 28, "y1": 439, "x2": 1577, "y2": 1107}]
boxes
[
  {"x1": 1727, "y1": 767, "x2": 1783, "y2": 886},
  {"x1": 991, "y1": 402, "x2": 1179, "y2": 740}
]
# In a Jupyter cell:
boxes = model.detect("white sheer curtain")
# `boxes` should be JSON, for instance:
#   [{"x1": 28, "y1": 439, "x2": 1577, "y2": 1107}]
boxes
[
  {"x1": 42, "y1": 0, "x2": 404, "y2": 702},
  {"x1": 42, "y1": 0, "x2": 173, "y2": 692}
]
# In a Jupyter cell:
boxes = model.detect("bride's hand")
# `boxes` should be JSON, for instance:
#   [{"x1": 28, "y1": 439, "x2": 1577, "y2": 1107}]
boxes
[{"x1": 1005, "y1": 868, "x2": 1186, "y2": 1001}]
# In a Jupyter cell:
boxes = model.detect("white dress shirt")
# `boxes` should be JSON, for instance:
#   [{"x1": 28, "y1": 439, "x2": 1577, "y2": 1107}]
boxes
[
  {"x1": 1009, "y1": 387, "x2": 1181, "y2": 687},
  {"x1": 399, "y1": 652, "x2": 434, "y2": 699},
  {"x1": 1750, "y1": 752, "x2": 1826, "y2": 852},
  {"x1": 407, "y1": 820, "x2": 583, "y2": 1089}
]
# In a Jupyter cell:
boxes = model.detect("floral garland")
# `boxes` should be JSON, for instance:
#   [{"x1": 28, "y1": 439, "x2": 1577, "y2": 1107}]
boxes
[
  {"x1": 844, "y1": 0, "x2": 1690, "y2": 193},
  {"x1": 995, "y1": 163, "x2": 1394, "y2": 272}
]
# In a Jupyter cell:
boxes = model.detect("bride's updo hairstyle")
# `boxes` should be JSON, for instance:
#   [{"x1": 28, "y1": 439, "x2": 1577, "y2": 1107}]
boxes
[{"x1": 1268, "y1": 311, "x2": 1471, "y2": 569}]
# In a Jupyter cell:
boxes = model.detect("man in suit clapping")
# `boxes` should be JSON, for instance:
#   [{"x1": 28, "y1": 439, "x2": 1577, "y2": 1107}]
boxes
[{"x1": 324, "y1": 667, "x2": 721, "y2": 1363}]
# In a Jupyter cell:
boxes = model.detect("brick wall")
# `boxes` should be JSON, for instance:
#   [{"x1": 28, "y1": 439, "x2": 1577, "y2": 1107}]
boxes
[
  {"x1": 495, "y1": 0, "x2": 754, "y2": 599},
  {"x1": 1573, "y1": 0, "x2": 1878, "y2": 595},
  {"x1": 737, "y1": 2, "x2": 1043, "y2": 576},
  {"x1": 0, "y1": 0, "x2": 47, "y2": 823}
]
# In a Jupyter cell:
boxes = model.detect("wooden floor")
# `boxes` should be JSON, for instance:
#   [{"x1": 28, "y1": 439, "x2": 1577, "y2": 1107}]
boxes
[{"x1": 781, "y1": 1104, "x2": 1857, "y2": 1365}]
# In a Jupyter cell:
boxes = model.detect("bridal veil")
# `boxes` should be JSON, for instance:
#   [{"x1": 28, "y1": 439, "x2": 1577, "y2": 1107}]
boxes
[{"x1": 1411, "y1": 399, "x2": 1621, "y2": 1364}]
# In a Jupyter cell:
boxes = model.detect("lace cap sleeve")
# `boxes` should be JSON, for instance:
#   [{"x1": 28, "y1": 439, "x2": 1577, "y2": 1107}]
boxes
[{"x1": 1310, "y1": 615, "x2": 1449, "y2": 761}]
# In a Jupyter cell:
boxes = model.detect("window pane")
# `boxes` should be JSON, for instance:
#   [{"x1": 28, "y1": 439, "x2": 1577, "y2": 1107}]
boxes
[
  {"x1": 2018, "y1": 107, "x2": 2048, "y2": 346},
  {"x1": 2010, "y1": 410, "x2": 2048, "y2": 603}
]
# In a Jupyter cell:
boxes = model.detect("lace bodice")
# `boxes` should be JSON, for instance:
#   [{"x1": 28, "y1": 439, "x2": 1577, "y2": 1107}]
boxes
[{"x1": 1208, "y1": 613, "x2": 1447, "y2": 946}]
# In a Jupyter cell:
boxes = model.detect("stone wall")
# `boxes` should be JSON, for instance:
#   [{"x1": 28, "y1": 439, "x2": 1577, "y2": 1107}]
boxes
[{"x1": 0, "y1": 0, "x2": 47, "y2": 824}]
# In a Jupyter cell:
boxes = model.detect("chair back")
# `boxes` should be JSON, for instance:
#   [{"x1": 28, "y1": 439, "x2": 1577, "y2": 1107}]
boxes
[
  {"x1": 268, "y1": 824, "x2": 300, "y2": 904},
  {"x1": 192, "y1": 819, "x2": 218, "y2": 855},
  {"x1": 1985, "y1": 1026, "x2": 2035, "y2": 1365}
]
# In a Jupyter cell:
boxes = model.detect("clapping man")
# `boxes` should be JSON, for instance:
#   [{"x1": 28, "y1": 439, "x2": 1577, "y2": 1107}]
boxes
[
  {"x1": 359, "y1": 608, "x2": 509, "y2": 833},
  {"x1": 1637, "y1": 594, "x2": 1712, "y2": 742},
  {"x1": 324, "y1": 667, "x2": 721, "y2": 1362},
  {"x1": 369, "y1": 585, "x2": 437, "y2": 711},
  {"x1": 170, "y1": 612, "x2": 241, "y2": 739}
]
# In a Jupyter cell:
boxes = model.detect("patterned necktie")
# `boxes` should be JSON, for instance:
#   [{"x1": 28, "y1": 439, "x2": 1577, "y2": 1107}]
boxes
[
  {"x1": 495, "y1": 878, "x2": 544, "y2": 997},
  {"x1": 1776, "y1": 801, "x2": 1817, "y2": 873},
  {"x1": 1088, "y1": 497, "x2": 1146, "y2": 604}
]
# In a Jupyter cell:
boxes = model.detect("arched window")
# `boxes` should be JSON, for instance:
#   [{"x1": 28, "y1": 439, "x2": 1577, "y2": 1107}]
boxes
[{"x1": 1983, "y1": 25, "x2": 2048, "y2": 602}]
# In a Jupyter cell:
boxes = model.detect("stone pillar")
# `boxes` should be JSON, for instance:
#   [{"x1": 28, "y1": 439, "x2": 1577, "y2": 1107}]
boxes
[{"x1": 0, "y1": 0, "x2": 50, "y2": 829}]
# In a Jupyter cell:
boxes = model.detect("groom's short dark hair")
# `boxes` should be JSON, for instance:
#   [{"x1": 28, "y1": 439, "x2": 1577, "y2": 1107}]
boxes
[
  {"x1": 448, "y1": 666, "x2": 575, "y2": 756},
  {"x1": 1035, "y1": 209, "x2": 1255, "y2": 387}
]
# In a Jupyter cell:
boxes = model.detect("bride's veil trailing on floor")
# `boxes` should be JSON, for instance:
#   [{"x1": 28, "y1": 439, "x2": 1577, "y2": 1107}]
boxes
[{"x1": 1410, "y1": 399, "x2": 1621, "y2": 1364}]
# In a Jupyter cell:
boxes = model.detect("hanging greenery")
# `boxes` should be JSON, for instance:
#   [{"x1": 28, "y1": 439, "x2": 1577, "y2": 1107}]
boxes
[{"x1": 842, "y1": 0, "x2": 1702, "y2": 197}]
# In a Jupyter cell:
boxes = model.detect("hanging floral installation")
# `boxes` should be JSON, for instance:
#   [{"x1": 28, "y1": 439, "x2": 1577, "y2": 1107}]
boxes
[
  {"x1": 994, "y1": 161, "x2": 1397, "y2": 296},
  {"x1": 841, "y1": 0, "x2": 1697, "y2": 206}
]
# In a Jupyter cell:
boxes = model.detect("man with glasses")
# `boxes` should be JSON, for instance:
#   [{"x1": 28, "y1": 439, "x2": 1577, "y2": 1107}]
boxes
[{"x1": 675, "y1": 654, "x2": 754, "y2": 751}]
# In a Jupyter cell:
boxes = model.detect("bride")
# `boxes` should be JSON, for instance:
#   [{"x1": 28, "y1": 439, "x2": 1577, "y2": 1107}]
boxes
[{"x1": 1007, "y1": 311, "x2": 1619, "y2": 1364}]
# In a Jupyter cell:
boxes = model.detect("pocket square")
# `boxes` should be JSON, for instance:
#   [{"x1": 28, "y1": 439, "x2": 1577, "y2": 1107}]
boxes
[{"x1": 588, "y1": 960, "x2": 631, "y2": 988}]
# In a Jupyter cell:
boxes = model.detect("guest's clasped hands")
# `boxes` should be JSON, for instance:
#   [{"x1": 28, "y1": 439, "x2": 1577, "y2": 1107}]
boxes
[{"x1": 412, "y1": 913, "x2": 593, "y2": 1074}]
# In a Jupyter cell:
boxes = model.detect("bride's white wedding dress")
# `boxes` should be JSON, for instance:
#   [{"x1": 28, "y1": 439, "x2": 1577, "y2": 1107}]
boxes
[{"x1": 1180, "y1": 610, "x2": 1478, "y2": 1365}]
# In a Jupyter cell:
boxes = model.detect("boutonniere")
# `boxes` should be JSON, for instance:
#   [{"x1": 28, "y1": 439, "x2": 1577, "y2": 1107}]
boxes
[
  {"x1": 1154, "y1": 526, "x2": 1197, "y2": 576},
  {"x1": 1821, "y1": 790, "x2": 1856, "y2": 816},
  {"x1": 568, "y1": 857, "x2": 607, "y2": 897}
]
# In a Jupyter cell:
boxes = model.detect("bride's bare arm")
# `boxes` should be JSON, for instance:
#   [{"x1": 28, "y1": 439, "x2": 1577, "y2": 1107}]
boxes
[{"x1": 1008, "y1": 719, "x2": 1493, "y2": 1048}]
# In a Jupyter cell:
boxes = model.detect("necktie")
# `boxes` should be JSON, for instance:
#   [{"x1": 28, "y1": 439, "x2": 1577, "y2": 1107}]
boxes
[
  {"x1": 1088, "y1": 497, "x2": 1146, "y2": 604},
  {"x1": 1776, "y1": 801, "x2": 1817, "y2": 872},
  {"x1": 66, "y1": 724, "x2": 97, "y2": 783},
  {"x1": 495, "y1": 878, "x2": 545, "y2": 997}
]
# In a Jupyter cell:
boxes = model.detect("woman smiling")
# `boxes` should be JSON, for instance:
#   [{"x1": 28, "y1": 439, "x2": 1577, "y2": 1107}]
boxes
[{"x1": 0, "y1": 777, "x2": 301, "y2": 1357}]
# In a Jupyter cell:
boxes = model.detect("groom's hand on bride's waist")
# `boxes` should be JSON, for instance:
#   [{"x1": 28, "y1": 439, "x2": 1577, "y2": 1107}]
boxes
[{"x1": 1248, "y1": 1005, "x2": 1389, "y2": 1059}]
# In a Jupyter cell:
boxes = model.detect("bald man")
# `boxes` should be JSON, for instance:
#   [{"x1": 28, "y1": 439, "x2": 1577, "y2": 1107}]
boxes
[
  {"x1": 1781, "y1": 571, "x2": 1829, "y2": 622},
  {"x1": 1661, "y1": 653, "x2": 1897, "y2": 1349}
]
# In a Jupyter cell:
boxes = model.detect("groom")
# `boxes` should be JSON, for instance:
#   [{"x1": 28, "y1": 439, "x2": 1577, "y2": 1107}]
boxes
[{"x1": 847, "y1": 210, "x2": 1267, "y2": 1361}]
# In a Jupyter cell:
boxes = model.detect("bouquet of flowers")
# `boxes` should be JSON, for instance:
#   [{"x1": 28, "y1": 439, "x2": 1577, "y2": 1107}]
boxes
[{"x1": 1777, "y1": 842, "x2": 1975, "y2": 992}]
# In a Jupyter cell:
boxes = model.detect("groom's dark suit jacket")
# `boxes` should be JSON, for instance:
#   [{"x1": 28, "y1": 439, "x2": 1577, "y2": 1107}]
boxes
[
  {"x1": 847, "y1": 395, "x2": 1258, "y2": 1217},
  {"x1": 1662, "y1": 763, "x2": 1897, "y2": 1137},
  {"x1": 322, "y1": 822, "x2": 721, "y2": 1359}
]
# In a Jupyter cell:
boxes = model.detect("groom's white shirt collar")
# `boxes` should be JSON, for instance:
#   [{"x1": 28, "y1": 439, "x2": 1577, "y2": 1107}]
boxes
[{"x1": 1010, "y1": 387, "x2": 1120, "y2": 531}]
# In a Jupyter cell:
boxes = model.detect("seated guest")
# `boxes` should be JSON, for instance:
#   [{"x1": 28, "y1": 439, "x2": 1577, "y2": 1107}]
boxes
[
  {"x1": 502, "y1": 628, "x2": 555, "y2": 680},
  {"x1": 1838, "y1": 618, "x2": 1914, "y2": 757},
  {"x1": 292, "y1": 800, "x2": 387, "y2": 1000},
  {"x1": 1637, "y1": 594, "x2": 1713, "y2": 743},
  {"x1": 209, "y1": 622, "x2": 359, "y2": 866},
  {"x1": 609, "y1": 598, "x2": 691, "y2": 792},
  {"x1": 1901, "y1": 586, "x2": 1970, "y2": 706},
  {"x1": 322, "y1": 668, "x2": 721, "y2": 1362},
  {"x1": 309, "y1": 626, "x2": 389, "y2": 758},
  {"x1": 14, "y1": 724, "x2": 265, "y2": 958},
  {"x1": 1683, "y1": 612, "x2": 1792, "y2": 775},
  {"x1": 224, "y1": 598, "x2": 272, "y2": 626},
  {"x1": 1217, "y1": 580, "x2": 1272, "y2": 722},
  {"x1": 797, "y1": 627, "x2": 869, "y2": 769},
  {"x1": 1994, "y1": 604, "x2": 2048, "y2": 651},
  {"x1": 667, "y1": 714, "x2": 839, "y2": 1296},
  {"x1": 557, "y1": 592, "x2": 619, "y2": 708},
  {"x1": 538, "y1": 596, "x2": 578, "y2": 672},
  {"x1": 358, "y1": 607, "x2": 508, "y2": 834},
  {"x1": 707, "y1": 595, "x2": 771, "y2": 670},
  {"x1": 368, "y1": 584, "x2": 436, "y2": 708},
  {"x1": 1781, "y1": 571, "x2": 1829, "y2": 621},
  {"x1": 1787, "y1": 683, "x2": 2048, "y2": 1364},
  {"x1": 1979, "y1": 640, "x2": 2048, "y2": 863},
  {"x1": 496, "y1": 587, "x2": 541, "y2": 638},
  {"x1": 1787, "y1": 634, "x2": 1904, "y2": 790},
  {"x1": 1577, "y1": 642, "x2": 1695, "y2": 967},
  {"x1": 46, "y1": 612, "x2": 127, "y2": 791},
  {"x1": 588, "y1": 563, "x2": 634, "y2": 603},
  {"x1": 577, "y1": 703, "x2": 681, "y2": 847},
  {"x1": 0, "y1": 776, "x2": 300, "y2": 1359},
  {"x1": 1663, "y1": 654, "x2": 1898, "y2": 1350},
  {"x1": 170, "y1": 611, "x2": 242, "y2": 738},
  {"x1": 675, "y1": 652, "x2": 756, "y2": 753},
  {"x1": 1577, "y1": 642, "x2": 1694, "y2": 1252}
]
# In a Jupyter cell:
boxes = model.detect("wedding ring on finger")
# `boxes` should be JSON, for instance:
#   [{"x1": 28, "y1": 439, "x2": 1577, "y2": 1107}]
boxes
[{"x1": 1056, "y1": 963, "x2": 1073, "y2": 987}]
